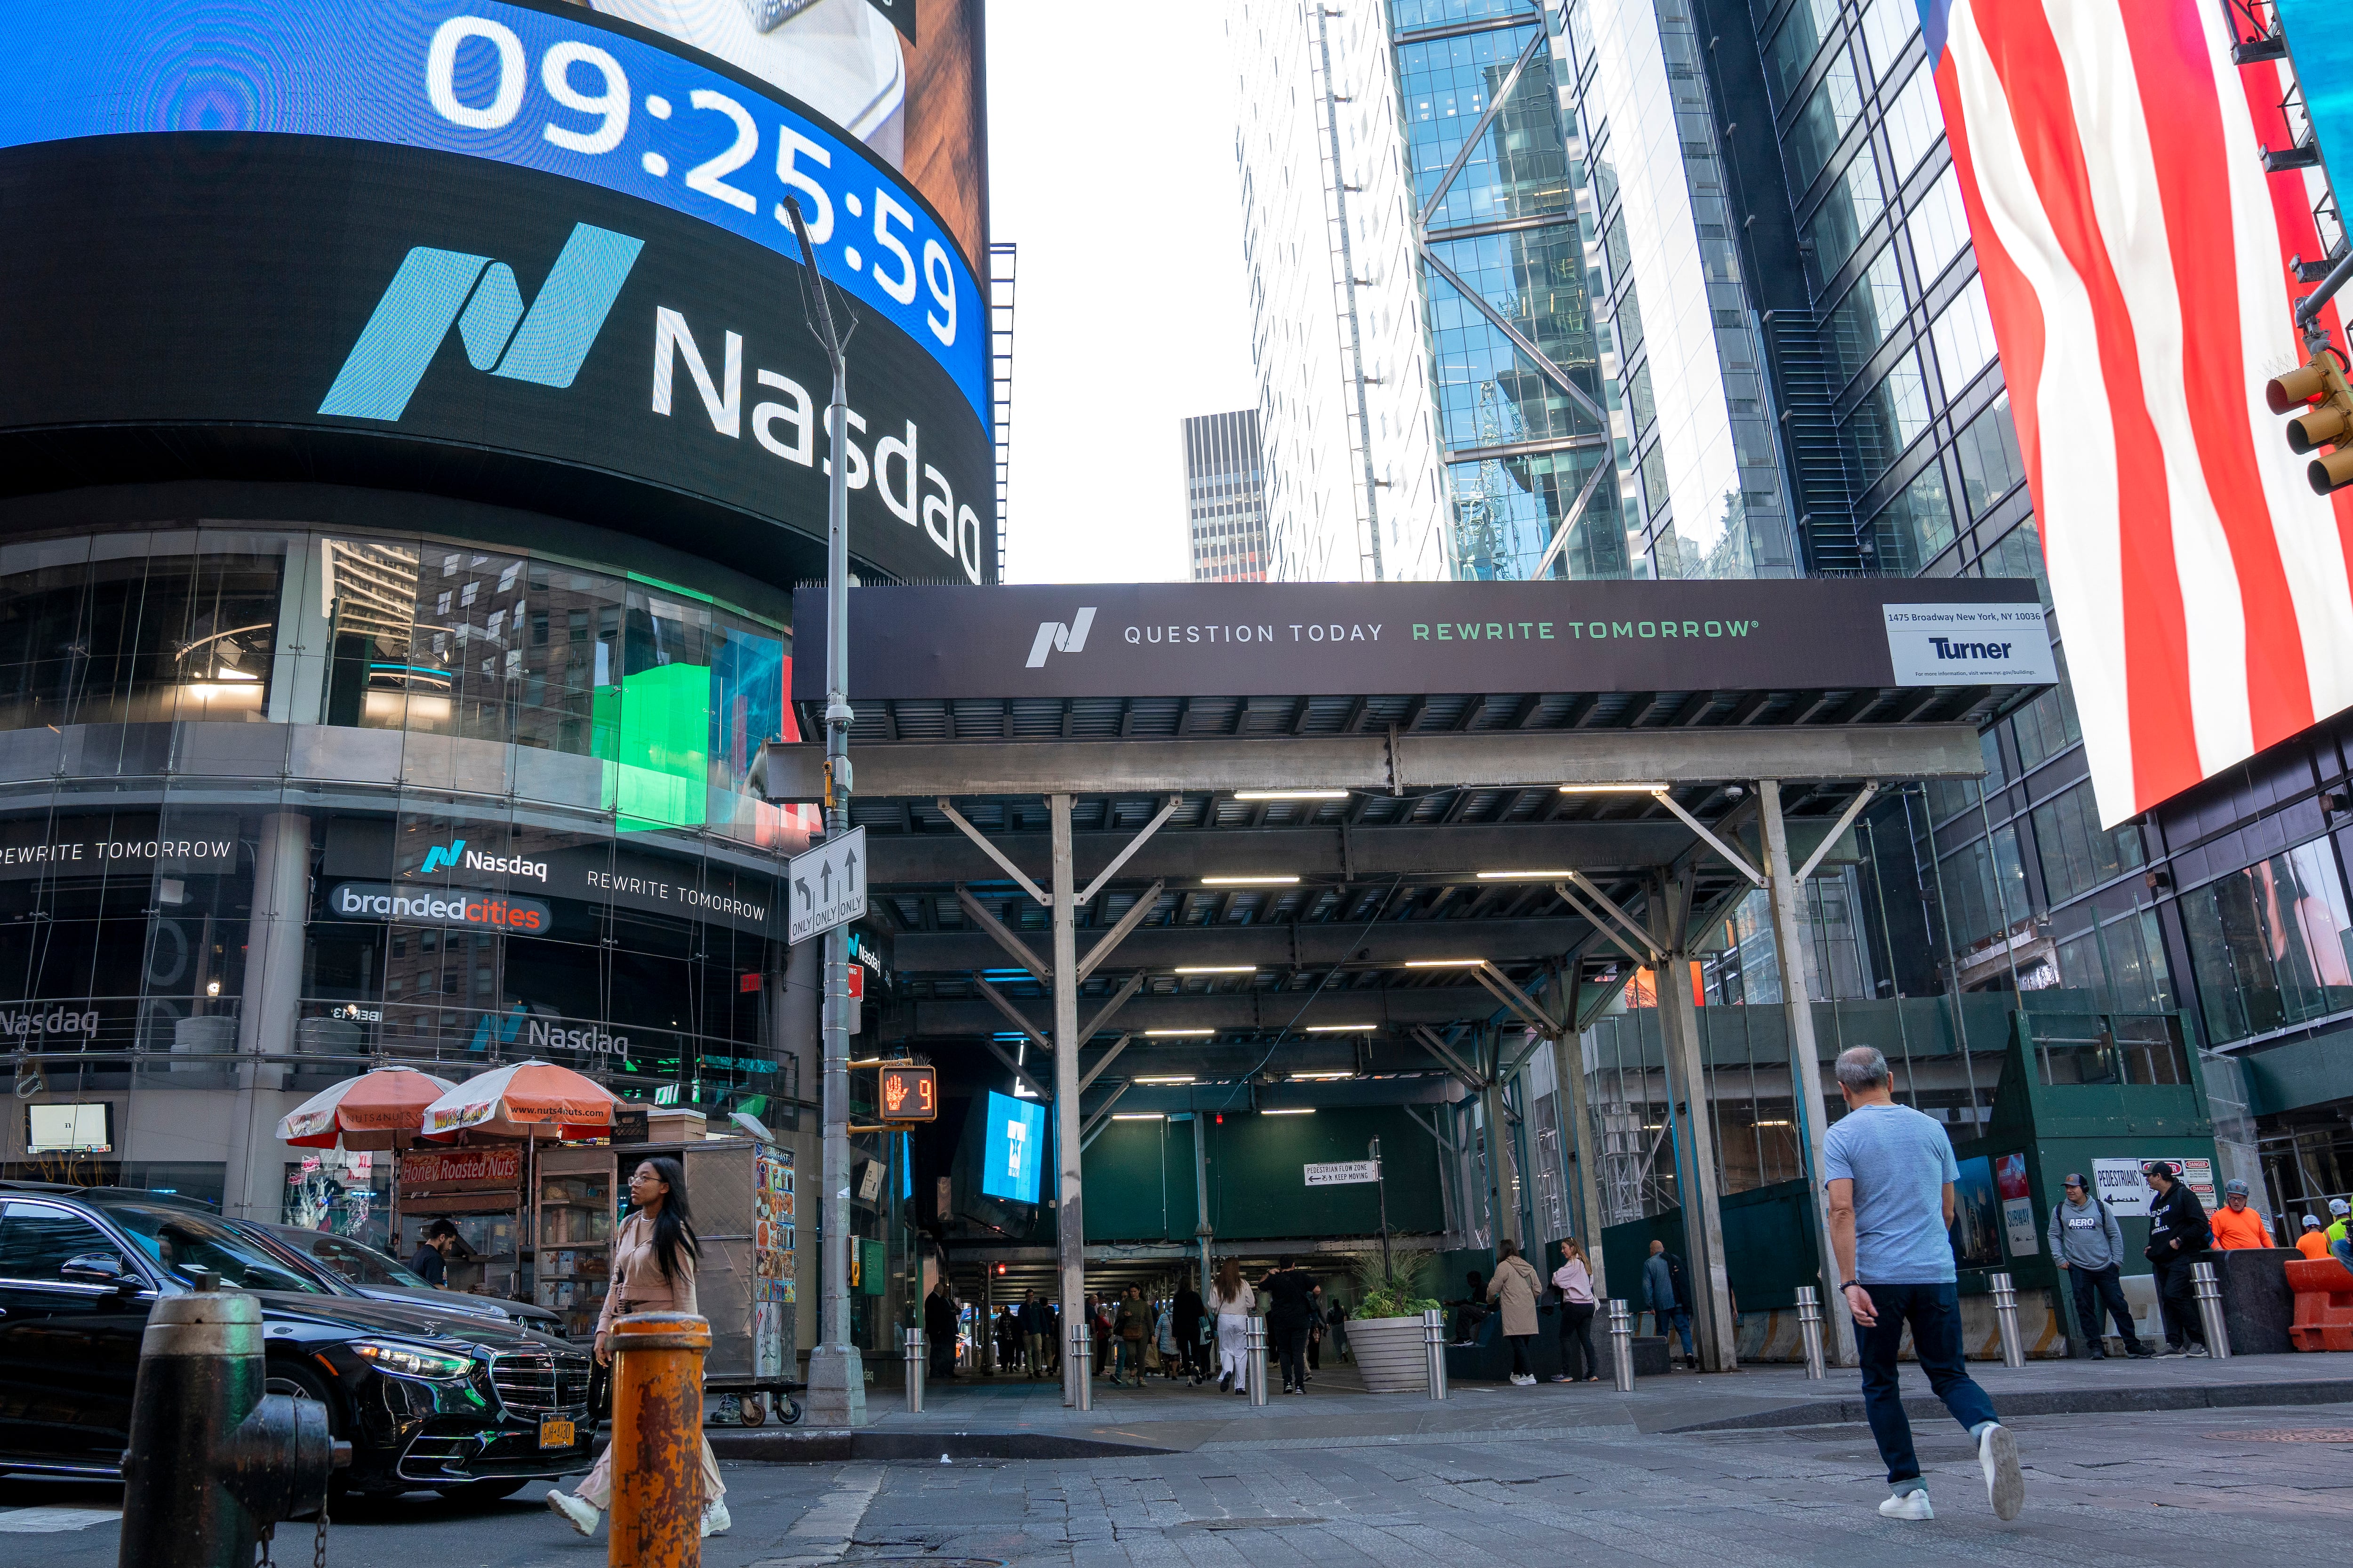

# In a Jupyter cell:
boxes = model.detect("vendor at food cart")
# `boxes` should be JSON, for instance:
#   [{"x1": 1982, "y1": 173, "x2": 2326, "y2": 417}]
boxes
[
  {"x1": 408, "y1": 1220, "x2": 460, "y2": 1286},
  {"x1": 547, "y1": 1157, "x2": 731, "y2": 1541}
]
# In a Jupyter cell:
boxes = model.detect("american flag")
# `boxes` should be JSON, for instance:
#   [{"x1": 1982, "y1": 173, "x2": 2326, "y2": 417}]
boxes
[{"x1": 1930, "y1": 0, "x2": 2353, "y2": 826}]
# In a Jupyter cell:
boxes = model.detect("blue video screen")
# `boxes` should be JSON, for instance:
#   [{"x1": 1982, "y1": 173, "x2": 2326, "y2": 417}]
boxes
[{"x1": 980, "y1": 1091, "x2": 1044, "y2": 1206}]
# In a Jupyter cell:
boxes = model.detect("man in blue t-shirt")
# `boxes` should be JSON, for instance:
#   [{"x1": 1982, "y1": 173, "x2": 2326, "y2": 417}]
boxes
[{"x1": 1824, "y1": 1046, "x2": 2024, "y2": 1525}]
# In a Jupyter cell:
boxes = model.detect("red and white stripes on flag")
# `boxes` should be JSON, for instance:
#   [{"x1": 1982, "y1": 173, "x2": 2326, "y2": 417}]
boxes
[{"x1": 1934, "y1": 0, "x2": 2353, "y2": 827}]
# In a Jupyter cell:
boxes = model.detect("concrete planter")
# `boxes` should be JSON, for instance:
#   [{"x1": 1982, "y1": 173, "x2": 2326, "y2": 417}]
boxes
[{"x1": 1347, "y1": 1315, "x2": 1430, "y2": 1393}]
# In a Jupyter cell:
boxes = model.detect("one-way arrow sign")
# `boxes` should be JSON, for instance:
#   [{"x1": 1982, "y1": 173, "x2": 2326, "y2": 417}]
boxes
[{"x1": 789, "y1": 826, "x2": 867, "y2": 944}]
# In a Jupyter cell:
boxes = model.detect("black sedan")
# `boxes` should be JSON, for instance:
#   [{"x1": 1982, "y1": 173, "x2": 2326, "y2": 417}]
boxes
[{"x1": 0, "y1": 1184, "x2": 594, "y2": 1501}]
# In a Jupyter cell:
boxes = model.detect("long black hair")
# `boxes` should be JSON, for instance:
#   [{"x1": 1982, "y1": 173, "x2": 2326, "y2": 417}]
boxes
[{"x1": 637, "y1": 1156, "x2": 699, "y2": 1283}]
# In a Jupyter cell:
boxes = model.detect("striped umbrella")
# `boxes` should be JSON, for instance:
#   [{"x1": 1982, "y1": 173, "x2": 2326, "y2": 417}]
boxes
[
  {"x1": 276, "y1": 1066, "x2": 458, "y2": 1150},
  {"x1": 420, "y1": 1059, "x2": 618, "y2": 1142}
]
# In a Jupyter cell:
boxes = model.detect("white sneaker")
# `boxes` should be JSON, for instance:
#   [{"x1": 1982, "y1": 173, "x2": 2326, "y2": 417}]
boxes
[
  {"x1": 700, "y1": 1499, "x2": 731, "y2": 1538},
  {"x1": 1878, "y1": 1490, "x2": 1934, "y2": 1521},
  {"x1": 1515, "y1": 1373, "x2": 1537, "y2": 1386},
  {"x1": 1977, "y1": 1422, "x2": 2025, "y2": 1521},
  {"x1": 546, "y1": 1490, "x2": 599, "y2": 1537}
]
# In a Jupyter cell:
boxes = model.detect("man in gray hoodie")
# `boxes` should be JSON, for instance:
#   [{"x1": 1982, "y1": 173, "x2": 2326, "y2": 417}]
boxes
[{"x1": 2049, "y1": 1174, "x2": 2150, "y2": 1359}]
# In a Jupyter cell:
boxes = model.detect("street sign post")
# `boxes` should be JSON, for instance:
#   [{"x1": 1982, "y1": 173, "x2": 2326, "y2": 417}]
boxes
[
  {"x1": 1303, "y1": 1160, "x2": 1380, "y2": 1185},
  {"x1": 788, "y1": 826, "x2": 868, "y2": 945}
]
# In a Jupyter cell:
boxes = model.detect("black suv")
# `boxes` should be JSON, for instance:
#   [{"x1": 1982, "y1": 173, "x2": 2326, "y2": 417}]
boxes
[{"x1": 0, "y1": 1184, "x2": 593, "y2": 1500}]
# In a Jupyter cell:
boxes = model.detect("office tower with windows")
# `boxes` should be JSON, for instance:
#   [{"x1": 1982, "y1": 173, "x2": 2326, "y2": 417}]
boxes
[
  {"x1": 1184, "y1": 411, "x2": 1273, "y2": 583},
  {"x1": 1230, "y1": 0, "x2": 1448, "y2": 581},
  {"x1": 1672, "y1": 0, "x2": 2353, "y2": 1214}
]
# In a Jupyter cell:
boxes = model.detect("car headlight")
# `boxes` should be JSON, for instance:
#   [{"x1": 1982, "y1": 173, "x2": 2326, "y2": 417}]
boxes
[{"x1": 352, "y1": 1338, "x2": 476, "y2": 1381}]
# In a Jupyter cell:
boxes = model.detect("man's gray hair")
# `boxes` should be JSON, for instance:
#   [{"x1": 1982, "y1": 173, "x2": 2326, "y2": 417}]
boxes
[{"x1": 1835, "y1": 1046, "x2": 1891, "y2": 1090}]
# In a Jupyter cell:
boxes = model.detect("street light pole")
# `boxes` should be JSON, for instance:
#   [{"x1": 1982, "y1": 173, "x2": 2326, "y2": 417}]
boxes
[{"x1": 784, "y1": 198, "x2": 864, "y2": 1427}]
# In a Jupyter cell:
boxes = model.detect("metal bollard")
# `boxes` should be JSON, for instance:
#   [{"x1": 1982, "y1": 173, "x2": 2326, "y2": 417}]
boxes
[
  {"x1": 1421, "y1": 1307, "x2": 1449, "y2": 1400},
  {"x1": 2191, "y1": 1260, "x2": 2233, "y2": 1359},
  {"x1": 1607, "y1": 1298, "x2": 1635, "y2": 1392},
  {"x1": 1068, "y1": 1320, "x2": 1092, "y2": 1412},
  {"x1": 607, "y1": 1312, "x2": 711, "y2": 1568},
  {"x1": 904, "y1": 1327, "x2": 925, "y2": 1413},
  {"x1": 1989, "y1": 1272, "x2": 2026, "y2": 1368},
  {"x1": 118, "y1": 1285, "x2": 347, "y2": 1568},
  {"x1": 1245, "y1": 1316, "x2": 1269, "y2": 1405},
  {"x1": 1795, "y1": 1286, "x2": 1827, "y2": 1380}
]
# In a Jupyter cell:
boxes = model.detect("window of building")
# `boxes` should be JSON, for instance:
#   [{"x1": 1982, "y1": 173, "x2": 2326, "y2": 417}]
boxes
[
  {"x1": 2032, "y1": 779, "x2": 2145, "y2": 904},
  {"x1": 2181, "y1": 840, "x2": 2353, "y2": 1044},
  {"x1": 1806, "y1": 152, "x2": 1886, "y2": 281},
  {"x1": 1940, "y1": 824, "x2": 2029, "y2": 953},
  {"x1": 1930, "y1": 275, "x2": 1999, "y2": 397},
  {"x1": 1614, "y1": 286, "x2": 1645, "y2": 359},
  {"x1": 0, "y1": 535, "x2": 285, "y2": 730},
  {"x1": 2011, "y1": 643, "x2": 2082, "y2": 770},
  {"x1": 1868, "y1": 459, "x2": 1956, "y2": 573},
  {"x1": 1907, "y1": 167, "x2": 1972, "y2": 289},
  {"x1": 1881, "y1": 62, "x2": 1944, "y2": 180},
  {"x1": 1859, "y1": 0, "x2": 1923, "y2": 80},
  {"x1": 1785, "y1": 49, "x2": 1863, "y2": 193},
  {"x1": 1955, "y1": 392, "x2": 2027, "y2": 517},
  {"x1": 1823, "y1": 241, "x2": 1906, "y2": 388},
  {"x1": 1973, "y1": 518, "x2": 2050, "y2": 607},
  {"x1": 1765, "y1": 0, "x2": 1841, "y2": 107},
  {"x1": 2055, "y1": 907, "x2": 2174, "y2": 1015},
  {"x1": 1627, "y1": 361, "x2": 1657, "y2": 434},
  {"x1": 1842, "y1": 352, "x2": 1930, "y2": 487}
]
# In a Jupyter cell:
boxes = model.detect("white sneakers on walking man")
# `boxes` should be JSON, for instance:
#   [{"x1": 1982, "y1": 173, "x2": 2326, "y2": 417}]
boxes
[{"x1": 1871, "y1": 1421, "x2": 2025, "y2": 1523}]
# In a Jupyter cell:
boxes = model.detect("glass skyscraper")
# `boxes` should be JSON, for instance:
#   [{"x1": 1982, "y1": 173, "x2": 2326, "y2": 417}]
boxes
[{"x1": 1183, "y1": 411, "x2": 1273, "y2": 582}]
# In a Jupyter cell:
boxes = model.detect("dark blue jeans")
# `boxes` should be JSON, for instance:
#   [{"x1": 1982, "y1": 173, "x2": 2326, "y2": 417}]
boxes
[{"x1": 1856, "y1": 1281, "x2": 1999, "y2": 1486}]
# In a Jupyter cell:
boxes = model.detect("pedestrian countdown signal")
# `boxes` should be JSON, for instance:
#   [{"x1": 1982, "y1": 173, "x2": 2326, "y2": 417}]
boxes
[{"x1": 879, "y1": 1064, "x2": 937, "y2": 1122}]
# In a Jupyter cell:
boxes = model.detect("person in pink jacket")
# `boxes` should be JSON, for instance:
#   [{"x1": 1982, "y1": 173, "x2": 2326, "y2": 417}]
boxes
[
  {"x1": 1549, "y1": 1239, "x2": 1601, "y2": 1383},
  {"x1": 548, "y1": 1157, "x2": 729, "y2": 1541}
]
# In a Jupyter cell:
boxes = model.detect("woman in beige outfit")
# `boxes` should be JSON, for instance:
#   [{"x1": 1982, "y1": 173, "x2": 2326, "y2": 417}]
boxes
[
  {"x1": 548, "y1": 1157, "x2": 729, "y2": 1539},
  {"x1": 1486, "y1": 1238, "x2": 1545, "y2": 1386}
]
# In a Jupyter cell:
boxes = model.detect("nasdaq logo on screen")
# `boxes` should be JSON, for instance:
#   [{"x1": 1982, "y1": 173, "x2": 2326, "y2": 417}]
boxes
[{"x1": 320, "y1": 223, "x2": 644, "y2": 422}]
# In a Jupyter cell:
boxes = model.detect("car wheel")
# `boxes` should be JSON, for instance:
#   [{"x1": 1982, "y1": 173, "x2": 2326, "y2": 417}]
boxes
[
  {"x1": 264, "y1": 1362, "x2": 338, "y2": 1432},
  {"x1": 441, "y1": 1478, "x2": 531, "y2": 1504}
]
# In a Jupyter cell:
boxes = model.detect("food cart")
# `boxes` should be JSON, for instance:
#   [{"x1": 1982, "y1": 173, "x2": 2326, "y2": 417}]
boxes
[
  {"x1": 392, "y1": 1144, "x2": 530, "y2": 1296},
  {"x1": 537, "y1": 1129, "x2": 801, "y2": 1424}
]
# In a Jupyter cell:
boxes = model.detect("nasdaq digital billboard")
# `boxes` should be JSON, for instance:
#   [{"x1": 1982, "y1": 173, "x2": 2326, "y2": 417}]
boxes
[
  {"x1": 980, "y1": 1090, "x2": 1044, "y2": 1207},
  {"x1": 0, "y1": 1, "x2": 993, "y2": 586}
]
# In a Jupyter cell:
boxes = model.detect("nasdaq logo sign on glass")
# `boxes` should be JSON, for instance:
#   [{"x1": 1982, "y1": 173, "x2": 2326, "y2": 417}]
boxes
[
  {"x1": 321, "y1": 223, "x2": 643, "y2": 422},
  {"x1": 412, "y1": 838, "x2": 550, "y2": 883}
]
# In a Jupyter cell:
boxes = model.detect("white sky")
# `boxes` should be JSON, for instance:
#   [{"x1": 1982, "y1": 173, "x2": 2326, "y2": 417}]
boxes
[{"x1": 985, "y1": 4, "x2": 1258, "y2": 584}]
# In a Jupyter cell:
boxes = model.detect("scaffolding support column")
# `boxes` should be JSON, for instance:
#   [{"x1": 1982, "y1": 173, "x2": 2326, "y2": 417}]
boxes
[
  {"x1": 1759, "y1": 777, "x2": 1858, "y2": 1368},
  {"x1": 1652, "y1": 877, "x2": 1737, "y2": 1373},
  {"x1": 1050, "y1": 794, "x2": 1086, "y2": 1408}
]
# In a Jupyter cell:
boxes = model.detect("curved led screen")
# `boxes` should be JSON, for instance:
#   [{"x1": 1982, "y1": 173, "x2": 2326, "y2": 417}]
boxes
[{"x1": 0, "y1": 0, "x2": 993, "y2": 586}]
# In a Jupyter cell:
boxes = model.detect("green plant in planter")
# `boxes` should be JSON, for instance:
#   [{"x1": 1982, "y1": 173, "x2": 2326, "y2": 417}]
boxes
[{"x1": 1352, "y1": 1247, "x2": 1441, "y2": 1320}]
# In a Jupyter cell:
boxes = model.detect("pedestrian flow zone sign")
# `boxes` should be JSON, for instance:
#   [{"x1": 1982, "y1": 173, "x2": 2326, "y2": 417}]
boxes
[
  {"x1": 788, "y1": 827, "x2": 866, "y2": 944},
  {"x1": 1304, "y1": 1160, "x2": 1380, "y2": 1186}
]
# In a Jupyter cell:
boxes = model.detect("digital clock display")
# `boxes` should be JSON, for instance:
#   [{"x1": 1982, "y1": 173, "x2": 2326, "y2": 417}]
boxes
[{"x1": 0, "y1": 0, "x2": 986, "y2": 425}]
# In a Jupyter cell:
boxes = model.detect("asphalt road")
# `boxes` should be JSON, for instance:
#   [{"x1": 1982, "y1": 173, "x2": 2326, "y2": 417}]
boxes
[{"x1": 6, "y1": 1400, "x2": 2347, "y2": 1566}]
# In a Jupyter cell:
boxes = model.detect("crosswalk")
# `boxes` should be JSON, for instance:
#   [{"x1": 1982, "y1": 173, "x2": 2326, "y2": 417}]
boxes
[{"x1": 0, "y1": 1506, "x2": 117, "y2": 1533}]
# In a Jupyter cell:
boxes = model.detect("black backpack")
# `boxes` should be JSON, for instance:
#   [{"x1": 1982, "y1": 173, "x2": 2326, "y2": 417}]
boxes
[{"x1": 1664, "y1": 1251, "x2": 1691, "y2": 1309}]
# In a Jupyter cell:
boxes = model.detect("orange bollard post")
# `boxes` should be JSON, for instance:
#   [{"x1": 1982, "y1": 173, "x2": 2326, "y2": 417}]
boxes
[{"x1": 607, "y1": 1312, "x2": 712, "y2": 1568}]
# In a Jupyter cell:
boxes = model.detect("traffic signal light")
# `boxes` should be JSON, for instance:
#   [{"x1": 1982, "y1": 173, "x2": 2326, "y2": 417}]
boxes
[
  {"x1": 878, "y1": 1064, "x2": 937, "y2": 1122},
  {"x1": 2266, "y1": 352, "x2": 2353, "y2": 494}
]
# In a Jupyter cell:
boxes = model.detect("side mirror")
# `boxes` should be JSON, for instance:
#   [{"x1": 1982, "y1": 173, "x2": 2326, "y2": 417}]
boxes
[{"x1": 62, "y1": 1253, "x2": 133, "y2": 1289}]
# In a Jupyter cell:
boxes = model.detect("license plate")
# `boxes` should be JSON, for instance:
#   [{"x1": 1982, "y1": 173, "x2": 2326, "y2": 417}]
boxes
[{"x1": 539, "y1": 1418, "x2": 576, "y2": 1449}]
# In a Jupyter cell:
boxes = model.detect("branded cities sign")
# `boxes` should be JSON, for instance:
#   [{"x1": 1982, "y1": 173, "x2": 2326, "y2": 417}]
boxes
[
  {"x1": 788, "y1": 828, "x2": 867, "y2": 945},
  {"x1": 793, "y1": 580, "x2": 2056, "y2": 701}
]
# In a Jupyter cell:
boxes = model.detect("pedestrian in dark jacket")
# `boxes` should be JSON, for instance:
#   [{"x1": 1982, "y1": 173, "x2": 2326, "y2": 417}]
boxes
[
  {"x1": 924, "y1": 1281, "x2": 960, "y2": 1380},
  {"x1": 1019, "y1": 1293, "x2": 1050, "y2": 1377},
  {"x1": 1642, "y1": 1240, "x2": 1695, "y2": 1368},
  {"x1": 1173, "y1": 1278, "x2": 1209, "y2": 1384},
  {"x1": 1259, "y1": 1256, "x2": 1320, "y2": 1394},
  {"x1": 2143, "y1": 1162, "x2": 2212, "y2": 1356},
  {"x1": 2049, "y1": 1175, "x2": 2150, "y2": 1359}
]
